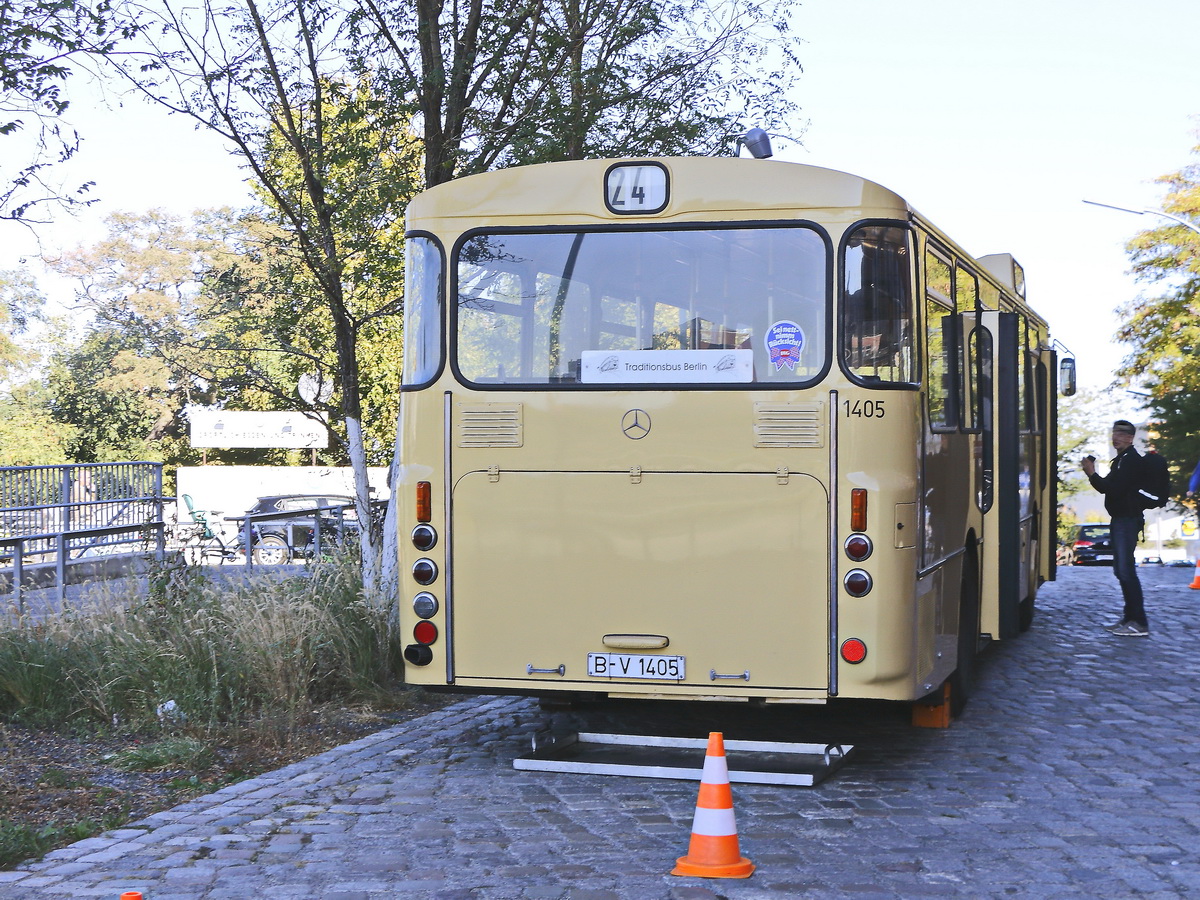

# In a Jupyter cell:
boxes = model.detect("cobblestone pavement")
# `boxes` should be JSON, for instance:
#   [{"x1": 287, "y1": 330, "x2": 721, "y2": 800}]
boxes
[{"x1": 2, "y1": 565, "x2": 1198, "y2": 899}]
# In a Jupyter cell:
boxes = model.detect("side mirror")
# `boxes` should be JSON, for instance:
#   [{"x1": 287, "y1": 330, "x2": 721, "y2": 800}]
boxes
[{"x1": 1059, "y1": 357, "x2": 1077, "y2": 397}]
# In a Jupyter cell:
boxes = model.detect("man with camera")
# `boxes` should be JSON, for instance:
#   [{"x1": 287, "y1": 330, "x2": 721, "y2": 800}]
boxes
[{"x1": 1080, "y1": 420, "x2": 1150, "y2": 636}]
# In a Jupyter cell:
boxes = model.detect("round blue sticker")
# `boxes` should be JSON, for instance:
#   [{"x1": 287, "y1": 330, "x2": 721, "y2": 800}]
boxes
[{"x1": 765, "y1": 320, "x2": 804, "y2": 371}]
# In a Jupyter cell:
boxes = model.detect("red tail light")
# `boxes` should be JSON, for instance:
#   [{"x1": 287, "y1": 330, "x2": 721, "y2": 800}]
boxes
[
  {"x1": 844, "y1": 570, "x2": 873, "y2": 597},
  {"x1": 840, "y1": 638, "x2": 868, "y2": 664},
  {"x1": 844, "y1": 534, "x2": 873, "y2": 561},
  {"x1": 413, "y1": 620, "x2": 438, "y2": 645}
]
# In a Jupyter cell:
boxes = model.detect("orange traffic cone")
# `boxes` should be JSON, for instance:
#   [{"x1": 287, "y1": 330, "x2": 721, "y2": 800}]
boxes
[
  {"x1": 120, "y1": 893, "x2": 143, "y2": 900},
  {"x1": 671, "y1": 732, "x2": 755, "y2": 879},
  {"x1": 1190, "y1": 560, "x2": 1200, "y2": 589}
]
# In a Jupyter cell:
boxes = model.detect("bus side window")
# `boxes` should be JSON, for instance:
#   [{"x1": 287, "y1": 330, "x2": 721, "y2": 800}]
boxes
[
  {"x1": 956, "y1": 267, "x2": 980, "y2": 432},
  {"x1": 840, "y1": 224, "x2": 915, "y2": 384},
  {"x1": 924, "y1": 250, "x2": 958, "y2": 430},
  {"x1": 402, "y1": 235, "x2": 445, "y2": 388}
]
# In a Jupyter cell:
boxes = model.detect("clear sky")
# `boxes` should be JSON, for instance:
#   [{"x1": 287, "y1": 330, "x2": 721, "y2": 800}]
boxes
[{"x1": 4, "y1": 0, "x2": 1198, "y2": 410}]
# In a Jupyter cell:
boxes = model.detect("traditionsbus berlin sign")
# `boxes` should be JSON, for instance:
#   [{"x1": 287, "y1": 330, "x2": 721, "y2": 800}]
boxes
[{"x1": 189, "y1": 410, "x2": 328, "y2": 449}]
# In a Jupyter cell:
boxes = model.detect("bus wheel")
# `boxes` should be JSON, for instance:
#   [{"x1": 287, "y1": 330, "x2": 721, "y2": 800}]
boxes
[{"x1": 949, "y1": 553, "x2": 980, "y2": 718}]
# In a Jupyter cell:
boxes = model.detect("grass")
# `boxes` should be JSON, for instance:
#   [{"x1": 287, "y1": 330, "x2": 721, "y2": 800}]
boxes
[
  {"x1": 0, "y1": 549, "x2": 412, "y2": 869},
  {"x1": 0, "y1": 549, "x2": 402, "y2": 740},
  {"x1": 0, "y1": 818, "x2": 123, "y2": 870},
  {"x1": 111, "y1": 736, "x2": 217, "y2": 772}
]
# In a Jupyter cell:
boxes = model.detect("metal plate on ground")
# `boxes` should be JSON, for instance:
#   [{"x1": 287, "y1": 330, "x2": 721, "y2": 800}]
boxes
[{"x1": 514, "y1": 732, "x2": 853, "y2": 786}]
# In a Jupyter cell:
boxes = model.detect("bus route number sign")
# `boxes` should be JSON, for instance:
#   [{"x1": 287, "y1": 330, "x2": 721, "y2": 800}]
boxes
[
  {"x1": 587, "y1": 652, "x2": 685, "y2": 681},
  {"x1": 604, "y1": 163, "x2": 669, "y2": 215}
]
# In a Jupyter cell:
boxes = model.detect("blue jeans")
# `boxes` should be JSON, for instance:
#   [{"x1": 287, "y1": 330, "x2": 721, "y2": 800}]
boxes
[{"x1": 1110, "y1": 516, "x2": 1147, "y2": 627}]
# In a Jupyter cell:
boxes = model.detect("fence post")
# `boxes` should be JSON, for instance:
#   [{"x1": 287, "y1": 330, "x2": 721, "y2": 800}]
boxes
[
  {"x1": 14, "y1": 537, "x2": 24, "y2": 616},
  {"x1": 243, "y1": 515, "x2": 254, "y2": 570},
  {"x1": 56, "y1": 531, "x2": 67, "y2": 609},
  {"x1": 154, "y1": 464, "x2": 166, "y2": 563}
]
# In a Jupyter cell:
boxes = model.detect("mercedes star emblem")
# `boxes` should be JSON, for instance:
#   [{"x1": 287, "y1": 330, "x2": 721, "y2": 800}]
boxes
[{"x1": 621, "y1": 409, "x2": 651, "y2": 440}]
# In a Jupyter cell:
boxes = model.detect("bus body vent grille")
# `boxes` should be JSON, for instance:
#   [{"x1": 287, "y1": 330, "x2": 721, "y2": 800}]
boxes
[
  {"x1": 457, "y1": 403, "x2": 523, "y2": 448},
  {"x1": 753, "y1": 402, "x2": 824, "y2": 448}
]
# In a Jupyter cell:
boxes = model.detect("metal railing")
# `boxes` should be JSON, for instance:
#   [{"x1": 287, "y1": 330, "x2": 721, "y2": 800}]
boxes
[{"x1": 1, "y1": 462, "x2": 166, "y2": 613}]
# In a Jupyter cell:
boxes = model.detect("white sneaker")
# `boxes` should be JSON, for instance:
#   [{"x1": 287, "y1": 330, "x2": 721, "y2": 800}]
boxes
[{"x1": 1110, "y1": 621, "x2": 1149, "y2": 637}]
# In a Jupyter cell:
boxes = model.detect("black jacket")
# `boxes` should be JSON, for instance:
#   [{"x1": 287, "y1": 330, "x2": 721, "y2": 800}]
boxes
[{"x1": 1089, "y1": 447, "x2": 1145, "y2": 519}]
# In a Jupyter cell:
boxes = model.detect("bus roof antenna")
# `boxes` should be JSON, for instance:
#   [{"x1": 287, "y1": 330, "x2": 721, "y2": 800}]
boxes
[{"x1": 736, "y1": 128, "x2": 773, "y2": 159}]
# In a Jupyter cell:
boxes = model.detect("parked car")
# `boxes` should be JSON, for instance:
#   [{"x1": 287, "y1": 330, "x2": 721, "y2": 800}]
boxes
[
  {"x1": 235, "y1": 495, "x2": 359, "y2": 563},
  {"x1": 1070, "y1": 524, "x2": 1113, "y2": 566}
]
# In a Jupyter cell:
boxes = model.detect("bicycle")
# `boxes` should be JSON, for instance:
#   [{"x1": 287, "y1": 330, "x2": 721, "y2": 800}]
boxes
[{"x1": 177, "y1": 521, "x2": 238, "y2": 565}]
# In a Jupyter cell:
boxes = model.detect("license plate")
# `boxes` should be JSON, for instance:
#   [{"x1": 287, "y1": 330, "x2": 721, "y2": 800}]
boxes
[
  {"x1": 587, "y1": 653, "x2": 685, "y2": 681},
  {"x1": 1096, "y1": 555, "x2": 1113, "y2": 561}
]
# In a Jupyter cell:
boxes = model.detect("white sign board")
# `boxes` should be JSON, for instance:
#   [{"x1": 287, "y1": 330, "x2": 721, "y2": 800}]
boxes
[
  {"x1": 580, "y1": 349, "x2": 753, "y2": 384},
  {"x1": 189, "y1": 410, "x2": 328, "y2": 449}
]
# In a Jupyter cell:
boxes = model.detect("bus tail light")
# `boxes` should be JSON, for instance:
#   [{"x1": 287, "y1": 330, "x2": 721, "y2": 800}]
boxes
[
  {"x1": 850, "y1": 489, "x2": 867, "y2": 532},
  {"x1": 411, "y1": 523, "x2": 438, "y2": 551},
  {"x1": 840, "y1": 638, "x2": 868, "y2": 664},
  {"x1": 844, "y1": 534, "x2": 873, "y2": 561},
  {"x1": 416, "y1": 482, "x2": 432, "y2": 523},
  {"x1": 413, "y1": 558, "x2": 438, "y2": 585},
  {"x1": 843, "y1": 569, "x2": 872, "y2": 597},
  {"x1": 412, "y1": 592, "x2": 439, "y2": 618},
  {"x1": 404, "y1": 619, "x2": 439, "y2": 667}
]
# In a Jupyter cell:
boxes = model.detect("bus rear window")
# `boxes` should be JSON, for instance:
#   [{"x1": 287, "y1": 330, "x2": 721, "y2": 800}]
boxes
[
  {"x1": 840, "y1": 225, "x2": 915, "y2": 385},
  {"x1": 453, "y1": 226, "x2": 828, "y2": 387}
]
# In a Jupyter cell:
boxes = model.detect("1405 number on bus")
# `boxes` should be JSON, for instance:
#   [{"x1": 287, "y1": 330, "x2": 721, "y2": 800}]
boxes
[{"x1": 843, "y1": 399, "x2": 886, "y2": 418}]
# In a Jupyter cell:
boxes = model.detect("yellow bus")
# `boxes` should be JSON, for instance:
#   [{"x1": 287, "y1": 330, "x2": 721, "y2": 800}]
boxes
[{"x1": 396, "y1": 155, "x2": 1069, "y2": 718}]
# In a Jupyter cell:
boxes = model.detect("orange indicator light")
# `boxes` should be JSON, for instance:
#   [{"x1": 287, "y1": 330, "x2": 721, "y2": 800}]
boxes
[
  {"x1": 416, "y1": 481, "x2": 432, "y2": 523},
  {"x1": 850, "y1": 488, "x2": 867, "y2": 533}
]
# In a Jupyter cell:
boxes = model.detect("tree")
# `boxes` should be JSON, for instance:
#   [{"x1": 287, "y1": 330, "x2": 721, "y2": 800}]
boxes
[
  {"x1": 1055, "y1": 386, "x2": 1124, "y2": 543},
  {"x1": 0, "y1": 269, "x2": 76, "y2": 464},
  {"x1": 0, "y1": 0, "x2": 138, "y2": 220},
  {"x1": 44, "y1": 325, "x2": 184, "y2": 462},
  {"x1": 49, "y1": 207, "x2": 249, "y2": 447},
  {"x1": 48, "y1": 207, "x2": 399, "y2": 467},
  {"x1": 98, "y1": 0, "x2": 804, "y2": 599},
  {"x1": 356, "y1": 0, "x2": 805, "y2": 187},
  {"x1": 1115, "y1": 137, "x2": 1200, "y2": 500},
  {"x1": 0, "y1": 381, "x2": 76, "y2": 464},
  {"x1": 101, "y1": 1, "x2": 426, "y2": 595},
  {"x1": 0, "y1": 268, "x2": 45, "y2": 377}
]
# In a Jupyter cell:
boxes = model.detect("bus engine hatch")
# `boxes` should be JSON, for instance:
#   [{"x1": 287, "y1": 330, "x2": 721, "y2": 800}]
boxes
[{"x1": 449, "y1": 470, "x2": 830, "y2": 695}]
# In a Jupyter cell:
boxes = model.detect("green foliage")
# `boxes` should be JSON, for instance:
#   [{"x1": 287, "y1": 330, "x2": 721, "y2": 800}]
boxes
[
  {"x1": 1115, "y1": 138, "x2": 1200, "y2": 498},
  {"x1": 1056, "y1": 386, "x2": 1124, "y2": 504},
  {"x1": 0, "y1": 816, "x2": 117, "y2": 870},
  {"x1": 0, "y1": 552, "x2": 401, "y2": 739},
  {"x1": 44, "y1": 326, "x2": 181, "y2": 463},
  {"x1": 0, "y1": 0, "x2": 139, "y2": 220},
  {"x1": 0, "y1": 269, "x2": 45, "y2": 376},
  {"x1": 355, "y1": 0, "x2": 805, "y2": 187},
  {"x1": 111, "y1": 736, "x2": 216, "y2": 772},
  {"x1": 0, "y1": 382, "x2": 75, "y2": 465}
]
